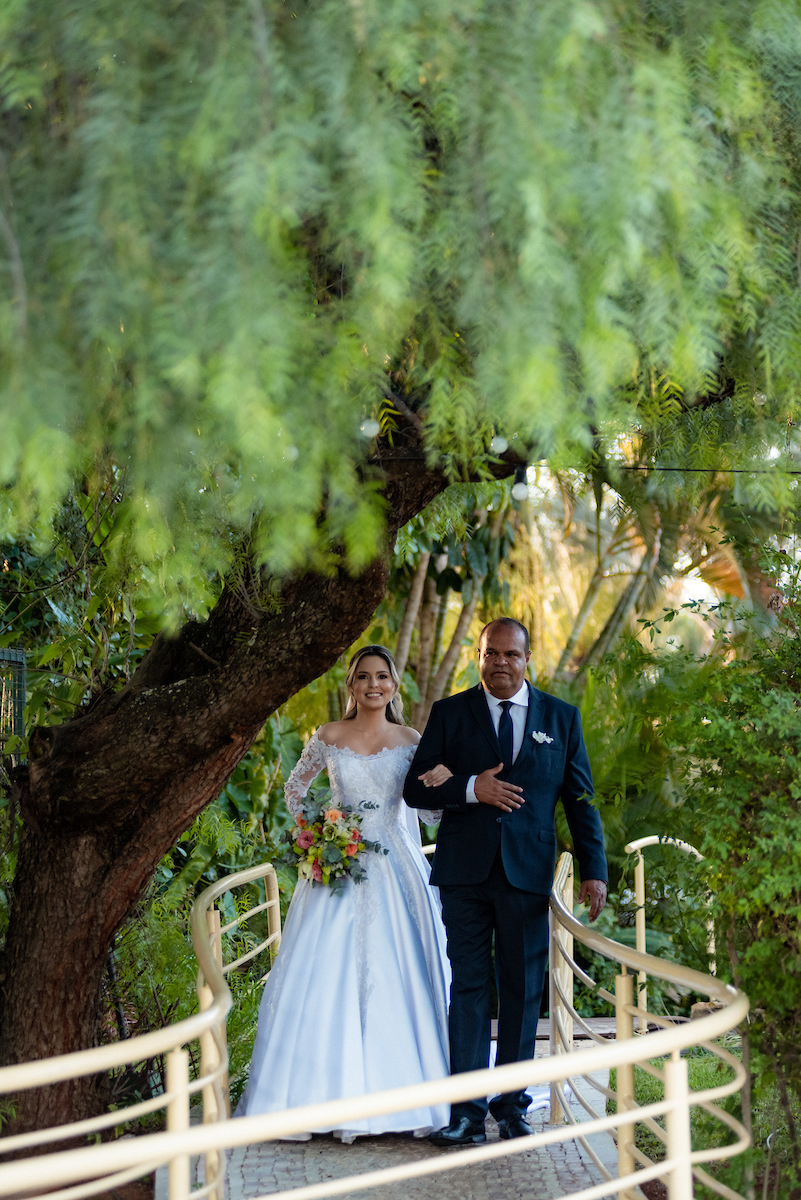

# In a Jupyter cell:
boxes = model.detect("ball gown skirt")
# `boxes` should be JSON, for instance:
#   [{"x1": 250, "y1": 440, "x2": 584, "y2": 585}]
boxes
[{"x1": 235, "y1": 735, "x2": 450, "y2": 1142}]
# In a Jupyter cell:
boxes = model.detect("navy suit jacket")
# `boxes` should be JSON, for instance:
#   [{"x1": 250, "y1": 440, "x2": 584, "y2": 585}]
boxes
[{"x1": 403, "y1": 683, "x2": 607, "y2": 895}]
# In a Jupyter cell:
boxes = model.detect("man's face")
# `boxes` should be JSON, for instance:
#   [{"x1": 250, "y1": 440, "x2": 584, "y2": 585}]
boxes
[{"x1": 478, "y1": 624, "x2": 530, "y2": 699}]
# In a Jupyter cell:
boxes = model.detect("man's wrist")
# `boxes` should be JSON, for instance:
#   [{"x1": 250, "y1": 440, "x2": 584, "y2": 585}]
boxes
[{"x1": 466, "y1": 775, "x2": 478, "y2": 803}]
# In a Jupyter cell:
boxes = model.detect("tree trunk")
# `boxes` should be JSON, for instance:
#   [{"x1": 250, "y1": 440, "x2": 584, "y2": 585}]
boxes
[
  {"x1": 410, "y1": 576, "x2": 439, "y2": 728},
  {"x1": 553, "y1": 564, "x2": 606, "y2": 681},
  {"x1": 419, "y1": 584, "x2": 482, "y2": 728},
  {"x1": 578, "y1": 515, "x2": 662, "y2": 675},
  {"x1": 0, "y1": 450, "x2": 478, "y2": 1135},
  {"x1": 394, "y1": 551, "x2": 430, "y2": 680}
]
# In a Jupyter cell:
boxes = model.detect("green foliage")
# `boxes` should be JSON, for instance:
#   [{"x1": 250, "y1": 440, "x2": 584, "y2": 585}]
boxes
[
  {"x1": 107, "y1": 885, "x2": 271, "y2": 1114},
  {"x1": 578, "y1": 557, "x2": 801, "y2": 1187},
  {"x1": 158, "y1": 717, "x2": 299, "y2": 906},
  {"x1": 0, "y1": 2, "x2": 800, "y2": 618},
  {"x1": 0, "y1": 1097, "x2": 16, "y2": 1133},
  {"x1": 0, "y1": 483, "x2": 159, "y2": 746},
  {"x1": 632, "y1": 598, "x2": 801, "y2": 1092}
]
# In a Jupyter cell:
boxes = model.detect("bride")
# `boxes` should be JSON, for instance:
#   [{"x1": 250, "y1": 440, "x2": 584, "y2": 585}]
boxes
[{"x1": 235, "y1": 645, "x2": 451, "y2": 1141}]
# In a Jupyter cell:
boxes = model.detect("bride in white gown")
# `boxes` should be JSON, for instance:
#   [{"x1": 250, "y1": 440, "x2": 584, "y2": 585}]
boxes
[{"x1": 236, "y1": 645, "x2": 451, "y2": 1141}]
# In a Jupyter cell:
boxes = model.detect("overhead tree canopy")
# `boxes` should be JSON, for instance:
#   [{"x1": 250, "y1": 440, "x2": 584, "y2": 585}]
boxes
[
  {"x1": 2, "y1": 0, "x2": 801, "y2": 612},
  {"x1": 3, "y1": 0, "x2": 801, "y2": 1134}
]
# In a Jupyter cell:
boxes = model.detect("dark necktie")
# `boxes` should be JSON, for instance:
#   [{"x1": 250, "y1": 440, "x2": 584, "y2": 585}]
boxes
[{"x1": 498, "y1": 700, "x2": 514, "y2": 770}]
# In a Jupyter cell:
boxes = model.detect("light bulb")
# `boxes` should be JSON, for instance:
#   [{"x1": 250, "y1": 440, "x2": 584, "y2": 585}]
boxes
[
  {"x1": 511, "y1": 481, "x2": 529, "y2": 501},
  {"x1": 359, "y1": 419, "x2": 380, "y2": 438},
  {"x1": 489, "y1": 436, "x2": 508, "y2": 454}
]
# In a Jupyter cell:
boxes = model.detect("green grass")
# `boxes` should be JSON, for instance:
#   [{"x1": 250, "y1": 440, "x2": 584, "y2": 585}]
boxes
[
  {"x1": 609, "y1": 1047, "x2": 738, "y2": 1159},
  {"x1": 608, "y1": 1045, "x2": 741, "y2": 1197},
  {"x1": 608, "y1": 1044, "x2": 801, "y2": 1198}
]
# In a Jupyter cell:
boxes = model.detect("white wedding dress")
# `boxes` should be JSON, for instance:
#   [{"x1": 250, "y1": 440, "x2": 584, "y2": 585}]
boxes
[{"x1": 235, "y1": 733, "x2": 451, "y2": 1141}]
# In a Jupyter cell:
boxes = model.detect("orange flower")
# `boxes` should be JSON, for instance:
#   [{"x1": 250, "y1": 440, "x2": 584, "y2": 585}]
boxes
[
  {"x1": 345, "y1": 842, "x2": 359, "y2": 857},
  {"x1": 324, "y1": 807, "x2": 342, "y2": 822},
  {"x1": 296, "y1": 817, "x2": 306, "y2": 828}
]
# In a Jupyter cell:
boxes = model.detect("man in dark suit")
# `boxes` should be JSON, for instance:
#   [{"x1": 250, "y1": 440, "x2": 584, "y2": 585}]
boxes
[{"x1": 404, "y1": 617, "x2": 607, "y2": 1146}]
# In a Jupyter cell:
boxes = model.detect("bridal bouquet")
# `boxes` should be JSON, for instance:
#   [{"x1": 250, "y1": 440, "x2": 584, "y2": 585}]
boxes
[{"x1": 281, "y1": 793, "x2": 386, "y2": 894}]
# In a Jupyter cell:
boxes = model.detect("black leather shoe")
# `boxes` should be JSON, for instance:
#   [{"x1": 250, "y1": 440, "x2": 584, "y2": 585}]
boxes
[
  {"x1": 429, "y1": 1116, "x2": 487, "y2": 1146},
  {"x1": 496, "y1": 1115, "x2": 532, "y2": 1139}
]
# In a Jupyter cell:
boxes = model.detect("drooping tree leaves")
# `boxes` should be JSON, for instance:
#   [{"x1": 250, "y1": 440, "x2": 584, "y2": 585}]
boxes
[{"x1": 1, "y1": 0, "x2": 801, "y2": 623}]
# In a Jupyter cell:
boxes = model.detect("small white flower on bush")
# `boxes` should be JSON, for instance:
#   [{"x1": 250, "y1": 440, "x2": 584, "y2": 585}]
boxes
[
  {"x1": 531, "y1": 730, "x2": 554, "y2": 744},
  {"x1": 701, "y1": 718, "x2": 712, "y2": 725}
]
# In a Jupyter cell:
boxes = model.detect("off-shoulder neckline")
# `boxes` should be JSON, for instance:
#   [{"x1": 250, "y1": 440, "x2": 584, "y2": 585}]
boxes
[{"x1": 312, "y1": 731, "x2": 416, "y2": 760}]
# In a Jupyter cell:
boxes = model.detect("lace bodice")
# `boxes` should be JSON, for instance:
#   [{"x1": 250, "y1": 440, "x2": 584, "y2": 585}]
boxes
[{"x1": 284, "y1": 731, "x2": 441, "y2": 830}]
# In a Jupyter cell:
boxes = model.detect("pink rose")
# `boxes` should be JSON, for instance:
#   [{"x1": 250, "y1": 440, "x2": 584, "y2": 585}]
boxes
[
  {"x1": 312, "y1": 861, "x2": 323, "y2": 882},
  {"x1": 345, "y1": 842, "x2": 359, "y2": 857},
  {"x1": 297, "y1": 830, "x2": 315, "y2": 849},
  {"x1": 350, "y1": 829, "x2": 360, "y2": 842}
]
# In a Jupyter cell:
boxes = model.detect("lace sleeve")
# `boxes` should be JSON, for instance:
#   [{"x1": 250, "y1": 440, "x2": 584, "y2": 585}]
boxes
[{"x1": 283, "y1": 732, "x2": 328, "y2": 817}]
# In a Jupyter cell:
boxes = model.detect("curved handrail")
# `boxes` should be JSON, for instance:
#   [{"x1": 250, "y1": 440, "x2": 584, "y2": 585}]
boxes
[
  {"x1": 0, "y1": 860, "x2": 286, "y2": 1096},
  {"x1": 0, "y1": 1005, "x2": 749, "y2": 1197},
  {"x1": 0, "y1": 860, "x2": 279, "y2": 1188},
  {"x1": 625, "y1": 835, "x2": 704, "y2": 861},
  {"x1": 548, "y1": 853, "x2": 747, "y2": 1199},
  {"x1": 624, "y1": 834, "x2": 716, "y2": 1029},
  {"x1": 553, "y1": 859, "x2": 727, "y2": 1001},
  {"x1": 0, "y1": 1000, "x2": 230, "y2": 1094},
  {"x1": 0, "y1": 852, "x2": 749, "y2": 1200}
]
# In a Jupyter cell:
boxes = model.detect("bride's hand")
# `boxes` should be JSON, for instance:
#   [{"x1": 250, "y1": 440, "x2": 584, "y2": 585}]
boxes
[{"x1": 418, "y1": 764, "x2": 453, "y2": 788}]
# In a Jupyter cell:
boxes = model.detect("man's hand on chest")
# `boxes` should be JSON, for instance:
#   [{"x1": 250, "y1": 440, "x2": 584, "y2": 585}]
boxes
[{"x1": 473, "y1": 763, "x2": 525, "y2": 812}]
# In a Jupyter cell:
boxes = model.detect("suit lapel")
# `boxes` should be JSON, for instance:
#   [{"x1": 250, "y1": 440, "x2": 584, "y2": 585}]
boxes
[
  {"x1": 516, "y1": 682, "x2": 545, "y2": 769},
  {"x1": 467, "y1": 686, "x2": 502, "y2": 761}
]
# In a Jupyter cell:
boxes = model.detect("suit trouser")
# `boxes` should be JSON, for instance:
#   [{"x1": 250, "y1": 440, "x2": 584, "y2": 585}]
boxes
[{"x1": 438, "y1": 851, "x2": 549, "y2": 1123}]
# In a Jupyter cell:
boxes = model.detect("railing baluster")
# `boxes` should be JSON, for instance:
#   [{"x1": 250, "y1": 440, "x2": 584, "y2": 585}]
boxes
[
  {"x1": 200, "y1": 906, "x2": 226, "y2": 1200},
  {"x1": 633, "y1": 850, "x2": 648, "y2": 1033},
  {"x1": 614, "y1": 971, "x2": 638, "y2": 1200},
  {"x1": 548, "y1": 907, "x2": 563, "y2": 1124},
  {"x1": 266, "y1": 868, "x2": 282, "y2": 963},
  {"x1": 664, "y1": 1052, "x2": 694, "y2": 1200},
  {"x1": 562, "y1": 857, "x2": 574, "y2": 1058},
  {"x1": 166, "y1": 1047, "x2": 191, "y2": 1200},
  {"x1": 549, "y1": 857, "x2": 574, "y2": 1124}
]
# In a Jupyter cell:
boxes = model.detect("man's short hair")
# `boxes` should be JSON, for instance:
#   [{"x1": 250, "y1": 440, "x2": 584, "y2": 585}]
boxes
[{"x1": 479, "y1": 618, "x2": 530, "y2": 654}]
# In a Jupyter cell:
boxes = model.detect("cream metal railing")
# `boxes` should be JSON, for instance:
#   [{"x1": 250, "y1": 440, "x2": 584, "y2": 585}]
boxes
[
  {"x1": 0, "y1": 852, "x2": 749, "y2": 1200},
  {"x1": 624, "y1": 836, "x2": 717, "y2": 1033},
  {"x1": 547, "y1": 853, "x2": 746, "y2": 1200},
  {"x1": 0, "y1": 861, "x2": 282, "y2": 1200}
]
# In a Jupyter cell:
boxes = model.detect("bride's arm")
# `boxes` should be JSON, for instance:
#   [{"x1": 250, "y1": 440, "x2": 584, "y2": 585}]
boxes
[
  {"x1": 283, "y1": 732, "x2": 328, "y2": 817},
  {"x1": 405, "y1": 737, "x2": 447, "y2": 825}
]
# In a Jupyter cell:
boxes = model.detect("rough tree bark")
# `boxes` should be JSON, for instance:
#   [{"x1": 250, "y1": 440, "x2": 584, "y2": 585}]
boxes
[{"x1": 0, "y1": 448, "x2": 505, "y2": 1135}]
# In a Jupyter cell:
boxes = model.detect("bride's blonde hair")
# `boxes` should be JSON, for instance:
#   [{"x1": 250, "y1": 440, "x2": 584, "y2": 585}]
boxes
[{"x1": 343, "y1": 645, "x2": 405, "y2": 725}]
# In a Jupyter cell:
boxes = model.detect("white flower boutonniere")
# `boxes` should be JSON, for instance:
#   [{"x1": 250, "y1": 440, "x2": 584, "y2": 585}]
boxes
[{"x1": 531, "y1": 730, "x2": 554, "y2": 744}]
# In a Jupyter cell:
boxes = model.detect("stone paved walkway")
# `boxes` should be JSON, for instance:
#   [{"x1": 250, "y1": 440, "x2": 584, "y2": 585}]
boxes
[
  {"x1": 157, "y1": 1044, "x2": 634, "y2": 1200},
  {"x1": 221, "y1": 1096, "x2": 615, "y2": 1200}
]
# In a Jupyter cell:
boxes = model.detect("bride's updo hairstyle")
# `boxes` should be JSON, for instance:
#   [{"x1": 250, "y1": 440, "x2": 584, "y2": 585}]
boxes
[{"x1": 343, "y1": 645, "x2": 405, "y2": 725}]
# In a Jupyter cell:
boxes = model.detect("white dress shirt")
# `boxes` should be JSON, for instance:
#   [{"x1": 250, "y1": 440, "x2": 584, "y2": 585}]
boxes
[{"x1": 466, "y1": 681, "x2": 529, "y2": 802}]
